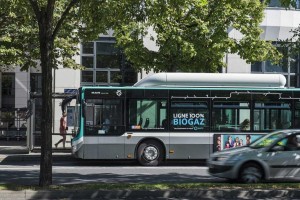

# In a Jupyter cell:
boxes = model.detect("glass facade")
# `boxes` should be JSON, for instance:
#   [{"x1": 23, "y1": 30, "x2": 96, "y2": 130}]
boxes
[
  {"x1": 251, "y1": 44, "x2": 300, "y2": 87},
  {"x1": 81, "y1": 38, "x2": 137, "y2": 86},
  {"x1": 267, "y1": 0, "x2": 300, "y2": 9}
]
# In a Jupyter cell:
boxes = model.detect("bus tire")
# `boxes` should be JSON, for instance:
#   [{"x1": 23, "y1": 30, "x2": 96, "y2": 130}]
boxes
[{"x1": 137, "y1": 140, "x2": 164, "y2": 166}]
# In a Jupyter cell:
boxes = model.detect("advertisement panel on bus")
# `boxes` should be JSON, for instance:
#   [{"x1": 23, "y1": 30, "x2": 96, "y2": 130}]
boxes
[{"x1": 213, "y1": 133, "x2": 264, "y2": 152}]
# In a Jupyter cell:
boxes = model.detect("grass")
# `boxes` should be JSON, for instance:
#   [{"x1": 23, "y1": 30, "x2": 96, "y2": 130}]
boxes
[{"x1": 0, "y1": 182, "x2": 299, "y2": 191}]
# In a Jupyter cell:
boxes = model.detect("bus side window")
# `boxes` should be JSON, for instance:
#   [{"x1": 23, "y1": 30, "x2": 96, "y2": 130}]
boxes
[{"x1": 127, "y1": 99, "x2": 167, "y2": 131}]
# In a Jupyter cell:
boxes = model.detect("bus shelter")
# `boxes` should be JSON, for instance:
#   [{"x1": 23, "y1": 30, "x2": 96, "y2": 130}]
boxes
[{"x1": 27, "y1": 92, "x2": 76, "y2": 151}]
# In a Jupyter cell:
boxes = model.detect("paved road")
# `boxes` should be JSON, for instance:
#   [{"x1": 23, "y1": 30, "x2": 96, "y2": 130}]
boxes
[
  {"x1": 0, "y1": 155, "x2": 299, "y2": 199},
  {"x1": 0, "y1": 159, "x2": 225, "y2": 185}
]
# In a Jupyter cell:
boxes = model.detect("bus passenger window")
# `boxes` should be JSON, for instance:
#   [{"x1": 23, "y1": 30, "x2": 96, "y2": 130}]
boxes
[
  {"x1": 212, "y1": 102, "x2": 250, "y2": 132},
  {"x1": 127, "y1": 99, "x2": 167, "y2": 131},
  {"x1": 254, "y1": 103, "x2": 291, "y2": 131}
]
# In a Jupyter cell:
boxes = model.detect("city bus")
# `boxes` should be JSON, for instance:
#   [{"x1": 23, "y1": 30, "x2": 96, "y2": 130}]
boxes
[{"x1": 71, "y1": 73, "x2": 300, "y2": 166}]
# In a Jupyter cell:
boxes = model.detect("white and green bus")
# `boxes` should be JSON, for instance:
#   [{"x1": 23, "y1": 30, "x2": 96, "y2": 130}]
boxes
[{"x1": 71, "y1": 73, "x2": 300, "y2": 166}]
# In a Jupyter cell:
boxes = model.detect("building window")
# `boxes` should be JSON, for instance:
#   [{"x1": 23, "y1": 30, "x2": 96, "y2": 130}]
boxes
[
  {"x1": 2, "y1": 73, "x2": 15, "y2": 109},
  {"x1": 96, "y1": 71, "x2": 108, "y2": 83},
  {"x1": 82, "y1": 42, "x2": 94, "y2": 54},
  {"x1": 297, "y1": 0, "x2": 300, "y2": 9},
  {"x1": 81, "y1": 71, "x2": 93, "y2": 82},
  {"x1": 2, "y1": 73, "x2": 15, "y2": 96},
  {"x1": 81, "y1": 37, "x2": 137, "y2": 86},
  {"x1": 82, "y1": 56, "x2": 93, "y2": 69},
  {"x1": 267, "y1": 0, "x2": 282, "y2": 7},
  {"x1": 30, "y1": 73, "x2": 42, "y2": 93},
  {"x1": 267, "y1": 0, "x2": 300, "y2": 9}
]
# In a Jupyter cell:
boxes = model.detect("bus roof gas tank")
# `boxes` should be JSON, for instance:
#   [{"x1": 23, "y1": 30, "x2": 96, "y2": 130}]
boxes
[{"x1": 133, "y1": 73, "x2": 286, "y2": 88}]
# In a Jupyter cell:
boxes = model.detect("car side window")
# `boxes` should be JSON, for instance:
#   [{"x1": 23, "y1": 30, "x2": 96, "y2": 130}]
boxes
[
  {"x1": 279, "y1": 135, "x2": 300, "y2": 151},
  {"x1": 270, "y1": 139, "x2": 286, "y2": 152}
]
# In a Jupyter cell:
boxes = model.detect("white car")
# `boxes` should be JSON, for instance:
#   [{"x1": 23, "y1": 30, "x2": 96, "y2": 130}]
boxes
[{"x1": 208, "y1": 130, "x2": 300, "y2": 183}]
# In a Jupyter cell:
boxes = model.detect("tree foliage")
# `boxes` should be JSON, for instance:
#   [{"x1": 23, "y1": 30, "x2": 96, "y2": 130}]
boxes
[
  {"x1": 0, "y1": 0, "x2": 87, "y2": 71},
  {"x1": 0, "y1": 0, "x2": 35, "y2": 69},
  {"x1": 0, "y1": 0, "x2": 113, "y2": 187},
  {"x1": 278, "y1": 27, "x2": 300, "y2": 68},
  {"x1": 276, "y1": 0, "x2": 300, "y2": 68},
  {"x1": 104, "y1": 0, "x2": 282, "y2": 72}
]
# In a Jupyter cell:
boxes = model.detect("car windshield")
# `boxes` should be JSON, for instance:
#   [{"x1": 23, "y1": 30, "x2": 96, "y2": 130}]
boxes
[{"x1": 249, "y1": 131, "x2": 286, "y2": 149}]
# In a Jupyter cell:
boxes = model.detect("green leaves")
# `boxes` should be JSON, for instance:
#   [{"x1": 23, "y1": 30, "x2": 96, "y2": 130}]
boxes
[
  {"x1": 0, "y1": 0, "x2": 284, "y2": 73},
  {"x1": 0, "y1": 0, "x2": 86, "y2": 71},
  {"x1": 111, "y1": 0, "x2": 281, "y2": 72}
]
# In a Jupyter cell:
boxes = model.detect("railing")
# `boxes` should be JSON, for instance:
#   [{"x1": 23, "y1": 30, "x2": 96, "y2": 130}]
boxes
[
  {"x1": 0, "y1": 107, "x2": 28, "y2": 141},
  {"x1": 0, "y1": 128, "x2": 26, "y2": 141}
]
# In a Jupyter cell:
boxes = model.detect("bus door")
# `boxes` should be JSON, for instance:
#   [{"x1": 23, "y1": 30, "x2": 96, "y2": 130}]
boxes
[
  {"x1": 84, "y1": 99, "x2": 125, "y2": 159},
  {"x1": 125, "y1": 99, "x2": 169, "y2": 160}
]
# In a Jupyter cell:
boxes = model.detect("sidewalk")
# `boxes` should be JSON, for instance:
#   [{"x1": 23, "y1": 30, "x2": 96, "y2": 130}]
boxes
[{"x1": 0, "y1": 145, "x2": 73, "y2": 163}]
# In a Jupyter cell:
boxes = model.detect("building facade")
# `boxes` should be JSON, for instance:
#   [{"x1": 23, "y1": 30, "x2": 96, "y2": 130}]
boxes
[{"x1": 1, "y1": 1, "x2": 300, "y2": 148}]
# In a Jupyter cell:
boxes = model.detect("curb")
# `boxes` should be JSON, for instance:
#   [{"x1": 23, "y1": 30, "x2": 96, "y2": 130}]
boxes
[{"x1": 0, "y1": 189, "x2": 299, "y2": 200}]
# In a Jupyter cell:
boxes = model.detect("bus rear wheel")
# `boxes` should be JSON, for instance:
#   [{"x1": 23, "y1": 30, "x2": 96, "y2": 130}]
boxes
[{"x1": 137, "y1": 140, "x2": 164, "y2": 166}]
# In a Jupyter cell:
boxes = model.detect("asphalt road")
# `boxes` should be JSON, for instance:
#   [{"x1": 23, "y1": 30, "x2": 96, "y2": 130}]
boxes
[
  {"x1": 1, "y1": 157, "x2": 299, "y2": 200},
  {"x1": 0, "y1": 159, "x2": 226, "y2": 185}
]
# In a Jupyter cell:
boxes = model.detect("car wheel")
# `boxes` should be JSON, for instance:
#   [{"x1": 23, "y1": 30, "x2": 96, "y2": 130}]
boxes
[
  {"x1": 239, "y1": 163, "x2": 263, "y2": 183},
  {"x1": 137, "y1": 140, "x2": 164, "y2": 166}
]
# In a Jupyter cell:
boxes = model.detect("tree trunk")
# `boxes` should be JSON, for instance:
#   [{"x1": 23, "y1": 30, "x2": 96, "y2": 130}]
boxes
[{"x1": 38, "y1": 15, "x2": 54, "y2": 187}]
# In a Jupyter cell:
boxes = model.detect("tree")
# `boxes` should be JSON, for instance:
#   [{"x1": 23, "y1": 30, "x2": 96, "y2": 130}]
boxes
[
  {"x1": 275, "y1": 0, "x2": 300, "y2": 62},
  {"x1": 104, "y1": 0, "x2": 282, "y2": 72},
  {"x1": 277, "y1": 27, "x2": 300, "y2": 71},
  {"x1": 0, "y1": 0, "x2": 112, "y2": 187},
  {"x1": 0, "y1": 0, "x2": 32, "y2": 69}
]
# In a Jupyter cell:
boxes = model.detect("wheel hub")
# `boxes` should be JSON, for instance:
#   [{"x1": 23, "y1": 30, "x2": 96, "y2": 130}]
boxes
[{"x1": 144, "y1": 146, "x2": 158, "y2": 161}]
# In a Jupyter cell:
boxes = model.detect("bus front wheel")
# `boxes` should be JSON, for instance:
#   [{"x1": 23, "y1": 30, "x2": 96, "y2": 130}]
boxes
[{"x1": 137, "y1": 140, "x2": 164, "y2": 166}]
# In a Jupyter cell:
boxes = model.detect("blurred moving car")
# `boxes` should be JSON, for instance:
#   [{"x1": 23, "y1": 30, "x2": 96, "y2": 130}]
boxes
[{"x1": 208, "y1": 130, "x2": 300, "y2": 183}]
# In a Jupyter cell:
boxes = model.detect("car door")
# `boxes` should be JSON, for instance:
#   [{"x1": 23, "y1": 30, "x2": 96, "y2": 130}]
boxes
[{"x1": 267, "y1": 134, "x2": 300, "y2": 180}]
